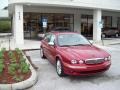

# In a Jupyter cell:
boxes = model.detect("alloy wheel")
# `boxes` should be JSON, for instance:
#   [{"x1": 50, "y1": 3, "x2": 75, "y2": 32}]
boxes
[{"x1": 56, "y1": 60, "x2": 62, "y2": 75}]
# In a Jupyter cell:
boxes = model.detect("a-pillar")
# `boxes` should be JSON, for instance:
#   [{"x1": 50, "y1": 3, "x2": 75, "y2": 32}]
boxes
[
  {"x1": 93, "y1": 9, "x2": 102, "y2": 42},
  {"x1": 74, "y1": 13, "x2": 81, "y2": 33},
  {"x1": 13, "y1": 5, "x2": 24, "y2": 46}
]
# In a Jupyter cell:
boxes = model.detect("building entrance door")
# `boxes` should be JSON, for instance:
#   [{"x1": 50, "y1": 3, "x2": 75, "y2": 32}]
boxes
[{"x1": 81, "y1": 15, "x2": 93, "y2": 37}]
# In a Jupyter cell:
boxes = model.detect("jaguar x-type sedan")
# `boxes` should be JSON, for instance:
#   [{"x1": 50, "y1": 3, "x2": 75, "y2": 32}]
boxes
[{"x1": 40, "y1": 32, "x2": 111, "y2": 76}]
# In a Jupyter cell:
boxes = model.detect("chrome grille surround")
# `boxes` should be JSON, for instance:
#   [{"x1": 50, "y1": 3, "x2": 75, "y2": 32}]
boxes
[{"x1": 85, "y1": 58, "x2": 105, "y2": 65}]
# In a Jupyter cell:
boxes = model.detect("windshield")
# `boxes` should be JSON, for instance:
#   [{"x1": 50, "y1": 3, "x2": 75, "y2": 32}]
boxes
[{"x1": 58, "y1": 33, "x2": 91, "y2": 46}]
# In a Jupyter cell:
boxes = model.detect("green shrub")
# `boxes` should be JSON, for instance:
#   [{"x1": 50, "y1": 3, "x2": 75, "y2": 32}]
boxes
[
  {"x1": 13, "y1": 75, "x2": 24, "y2": 82},
  {"x1": 0, "y1": 20, "x2": 11, "y2": 33},
  {"x1": 0, "y1": 57, "x2": 4, "y2": 73},
  {"x1": 1, "y1": 48, "x2": 6, "y2": 53},
  {"x1": 11, "y1": 58, "x2": 16, "y2": 63},
  {"x1": 15, "y1": 48, "x2": 21, "y2": 53},
  {"x1": 10, "y1": 63, "x2": 19, "y2": 69},
  {"x1": 0, "y1": 51, "x2": 4, "y2": 59},
  {"x1": 20, "y1": 58, "x2": 26, "y2": 63},
  {"x1": 0, "y1": 59, "x2": 4, "y2": 64},
  {"x1": 8, "y1": 63, "x2": 19, "y2": 75},
  {"x1": 8, "y1": 51, "x2": 14, "y2": 58},
  {"x1": 20, "y1": 62, "x2": 30, "y2": 74},
  {"x1": 0, "y1": 63, "x2": 4, "y2": 73},
  {"x1": 8, "y1": 65, "x2": 16, "y2": 75}
]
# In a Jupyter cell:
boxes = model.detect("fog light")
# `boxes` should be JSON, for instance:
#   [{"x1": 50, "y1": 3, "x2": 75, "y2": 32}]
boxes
[
  {"x1": 79, "y1": 60, "x2": 84, "y2": 64},
  {"x1": 105, "y1": 57, "x2": 108, "y2": 61}
]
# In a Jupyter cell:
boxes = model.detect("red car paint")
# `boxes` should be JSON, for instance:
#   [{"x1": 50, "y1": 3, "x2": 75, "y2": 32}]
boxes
[{"x1": 41, "y1": 32, "x2": 111, "y2": 76}]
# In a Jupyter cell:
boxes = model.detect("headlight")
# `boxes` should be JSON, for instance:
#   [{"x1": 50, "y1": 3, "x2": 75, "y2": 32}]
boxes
[
  {"x1": 105, "y1": 57, "x2": 108, "y2": 61},
  {"x1": 71, "y1": 60, "x2": 77, "y2": 64},
  {"x1": 105, "y1": 56, "x2": 111, "y2": 61},
  {"x1": 108, "y1": 56, "x2": 111, "y2": 60},
  {"x1": 71, "y1": 60, "x2": 84, "y2": 64}
]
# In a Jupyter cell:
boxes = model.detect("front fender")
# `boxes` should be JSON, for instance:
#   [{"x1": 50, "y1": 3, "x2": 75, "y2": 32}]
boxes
[{"x1": 55, "y1": 54, "x2": 63, "y2": 63}]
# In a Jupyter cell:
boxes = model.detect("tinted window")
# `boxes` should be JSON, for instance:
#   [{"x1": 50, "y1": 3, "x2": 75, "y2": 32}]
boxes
[
  {"x1": 44, "y1": 34, "x2": 55, "y2": 43},
  {"x1": 58, "y1": 33, "x2": 90, "y2": 46},
  {"x1": 44, "y1": 34, "x2": 52, "y2": 42},
  {"x1": 49, "y1": 35, "x2": 55, "y2": 43}
]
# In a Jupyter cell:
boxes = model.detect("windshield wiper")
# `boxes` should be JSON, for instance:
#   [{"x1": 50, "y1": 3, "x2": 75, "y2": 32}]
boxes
[
  {"x1": 60, "y1": 45, "x2": 73, "y2": 47},
  {"x1": 60, "y1": 44, "x2": 90, "y2": 47},
  {"x1": 73, "y1": 44, "x2": 90, "y2": 46}
]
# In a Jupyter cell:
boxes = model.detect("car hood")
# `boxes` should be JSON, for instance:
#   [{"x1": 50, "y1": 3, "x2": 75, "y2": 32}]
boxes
[{"x1": 58, "y1": 45, "x2": 109, "y2": 60}]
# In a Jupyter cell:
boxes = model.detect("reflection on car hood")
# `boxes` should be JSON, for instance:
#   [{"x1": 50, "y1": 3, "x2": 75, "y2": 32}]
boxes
[{"x1": 58, "y1": 45, "x2": 109, "y2": 60}]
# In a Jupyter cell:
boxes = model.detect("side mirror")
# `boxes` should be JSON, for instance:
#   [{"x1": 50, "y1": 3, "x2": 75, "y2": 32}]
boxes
[
  {"x1": 89, "y1": 40, "x2": 93, "y2": 45},
  {"x1": 48, "y1": 42, "x2": 54, "y2": 46}
]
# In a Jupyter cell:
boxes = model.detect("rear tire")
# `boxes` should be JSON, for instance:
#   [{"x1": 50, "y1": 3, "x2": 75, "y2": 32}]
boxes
[
  {"x1": 56, "y1": 59, "x2": 65, "y2": 77},
  {"x1": 40, "y1": 47, "x2": 46, "y2": 59}
]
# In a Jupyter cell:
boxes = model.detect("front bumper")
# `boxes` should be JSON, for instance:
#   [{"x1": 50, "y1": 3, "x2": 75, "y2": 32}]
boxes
[{"x1": 63, "y1": 61, "x2": 111, "y2": 76}]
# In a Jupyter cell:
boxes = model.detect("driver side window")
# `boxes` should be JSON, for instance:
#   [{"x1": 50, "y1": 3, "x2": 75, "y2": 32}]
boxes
[
  {"x1": 44, "y1": 34, "x2": 55, "y2": 43},
  {"x1": 49, "y1": 35, "x2": 55, "y2": 43},
  {"x1": 44, "y1": 34, "x2": 52, "y2": 42}
]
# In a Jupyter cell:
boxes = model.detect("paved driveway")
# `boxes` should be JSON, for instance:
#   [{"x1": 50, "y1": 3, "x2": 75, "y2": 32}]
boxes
[{"x1": 26, "y1": 44, "x2": 120, "y2": 90}]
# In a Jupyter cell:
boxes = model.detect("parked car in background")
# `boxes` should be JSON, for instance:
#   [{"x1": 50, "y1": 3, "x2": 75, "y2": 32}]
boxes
[
  {"x1": 102, "y1": 27, "x2": 120, "y2": 38},
  {"x1": 40, "y1": 32, "x2": 111, "y2": 76},
  {"x1": 51, "y1": 27, "x2": 71, "y2": 32}
]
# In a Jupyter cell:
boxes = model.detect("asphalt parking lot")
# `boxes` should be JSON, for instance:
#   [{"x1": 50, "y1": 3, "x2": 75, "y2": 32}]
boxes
[{"x1": 26, "y1": 44, "x2": 120, "y2": 90}]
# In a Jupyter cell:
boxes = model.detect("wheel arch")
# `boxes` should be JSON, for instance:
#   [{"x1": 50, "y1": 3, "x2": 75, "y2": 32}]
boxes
[{"x1": 55, "y1": 55, "x2": 63, "y2": 63}]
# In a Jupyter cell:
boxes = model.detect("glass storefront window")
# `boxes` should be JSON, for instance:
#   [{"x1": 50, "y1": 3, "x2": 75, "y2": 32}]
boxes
[
  {"x1": 23, "y1": 13, "x2": 74, "y2": 39},
  {"x1": 81, "y1": 15, "x2": 113, "y2": 37},
  {"x1": 117, "y1": 17, "x2": 120, "y2": 29},
  {"x1": 81, "y1": 15, "x2": 93, "y2": 37},
  {"x1": 102, "y1": 16, "x2": 112, "y2": 28}
]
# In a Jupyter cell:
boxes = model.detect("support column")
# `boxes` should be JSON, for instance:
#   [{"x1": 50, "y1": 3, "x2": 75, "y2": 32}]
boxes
[
  {"x1": 13, "y1": 5, "x2": 24, "y2": 46},
  {"x1": 93, "y1": 9, "x2": 102, "y2": 42},
  {"x1": 74, "y1": 13, "x2": 81, "y2": 33}
]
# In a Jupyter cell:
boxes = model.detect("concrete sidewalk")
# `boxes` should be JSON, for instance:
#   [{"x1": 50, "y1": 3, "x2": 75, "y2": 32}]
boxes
[
  {"x1": 93, "y1": 38, "x2": 120, "y2": 46},
  {"x1": 0, "y1": 36, "x2": 40, "y2": 50}
]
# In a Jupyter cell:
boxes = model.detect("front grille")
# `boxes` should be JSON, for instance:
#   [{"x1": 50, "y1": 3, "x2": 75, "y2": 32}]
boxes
[{"x1": 85, "y1": 58, "x2": 105, "y2": 65}]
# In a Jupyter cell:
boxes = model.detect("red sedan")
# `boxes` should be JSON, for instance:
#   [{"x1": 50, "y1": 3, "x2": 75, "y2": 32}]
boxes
[{"x1": 40, "y1": 32, "x2": 111, "y2": 76}]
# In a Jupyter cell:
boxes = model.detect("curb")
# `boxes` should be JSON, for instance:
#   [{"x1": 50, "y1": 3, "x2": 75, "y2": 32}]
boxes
[{"x1": 0, "y1": 52, "x2": 38, "y2": 90}]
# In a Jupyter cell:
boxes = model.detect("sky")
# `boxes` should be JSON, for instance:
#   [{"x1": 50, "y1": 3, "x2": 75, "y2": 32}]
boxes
[{"x1": 0, "y1": 0, "x2": 8, "y2": 9}]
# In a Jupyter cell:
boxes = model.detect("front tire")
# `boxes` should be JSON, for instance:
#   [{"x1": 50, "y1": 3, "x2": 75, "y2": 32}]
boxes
[{"x1": 56, "y1": 59, "x2": 65, "y2": 77}]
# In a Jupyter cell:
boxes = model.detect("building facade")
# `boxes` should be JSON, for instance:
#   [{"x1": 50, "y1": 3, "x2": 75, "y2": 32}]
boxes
[{"x1": 8, "y1": 0, "x2": 120, "y2": 46}]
